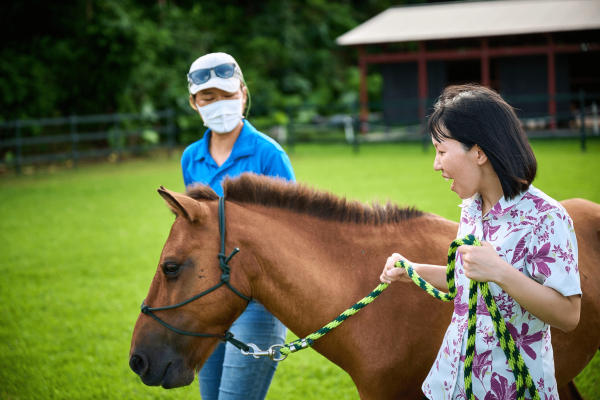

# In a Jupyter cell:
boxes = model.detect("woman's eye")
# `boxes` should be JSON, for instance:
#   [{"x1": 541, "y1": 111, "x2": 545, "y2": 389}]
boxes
[{"x1": 164, "y1": 263, "x2": 180, "y2": 274}]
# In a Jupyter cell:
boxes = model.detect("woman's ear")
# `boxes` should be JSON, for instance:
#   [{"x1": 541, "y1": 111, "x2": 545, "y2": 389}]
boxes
[
  {"x1": 189, "y1": 94, "x2": 198, "y2": 111},
  {"x1": 476, "y1": 145, "x2": 488, "y2": 165}
]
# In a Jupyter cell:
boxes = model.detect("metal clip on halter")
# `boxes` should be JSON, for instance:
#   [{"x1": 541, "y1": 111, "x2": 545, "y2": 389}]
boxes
[{"x1": 241, "y1": 343, "x2": 287, "y2": 362}]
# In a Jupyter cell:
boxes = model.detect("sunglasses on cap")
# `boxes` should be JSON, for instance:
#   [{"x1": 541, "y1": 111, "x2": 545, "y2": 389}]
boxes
[{"x1": 187, "y1": 63, "x2": 242, "y2": 86}]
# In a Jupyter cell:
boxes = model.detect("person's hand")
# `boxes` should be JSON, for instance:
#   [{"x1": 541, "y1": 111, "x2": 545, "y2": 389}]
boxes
[
  {"x1": 380, "y1": 253, "x2": 414, "y2": 284},
  {"x1": 457, "y1": 241, "x2": 507, "y2": 283}
]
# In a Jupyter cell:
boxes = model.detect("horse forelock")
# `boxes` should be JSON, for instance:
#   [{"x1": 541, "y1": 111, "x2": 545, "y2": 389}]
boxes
[
  {"x1": 186, "y1": 184, "x2": 219, "y2": 201},
  {"x1": 185, "y1": 173, "x2": 424, "y2": 225}
]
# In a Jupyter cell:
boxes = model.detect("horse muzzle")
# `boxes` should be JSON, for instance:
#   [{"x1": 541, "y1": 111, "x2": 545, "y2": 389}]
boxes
[{"x1": 129, "y1": 349, "x2": 194, "y2": 388}]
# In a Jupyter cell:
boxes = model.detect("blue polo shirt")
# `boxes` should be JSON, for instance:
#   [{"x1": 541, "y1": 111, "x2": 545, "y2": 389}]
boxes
[{"x1": 181, "y1": 120, "x2": 295, "y2": 195}]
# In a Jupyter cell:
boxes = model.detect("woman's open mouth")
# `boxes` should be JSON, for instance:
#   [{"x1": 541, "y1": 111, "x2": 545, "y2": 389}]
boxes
[{"x1": 445, "y1": 177, "x2": 455, "y2": 191}]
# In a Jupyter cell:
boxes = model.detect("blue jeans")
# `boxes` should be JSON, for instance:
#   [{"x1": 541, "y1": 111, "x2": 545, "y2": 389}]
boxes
[{"x1": 199, "y1": 300, "x2": 287, "y2": 400}]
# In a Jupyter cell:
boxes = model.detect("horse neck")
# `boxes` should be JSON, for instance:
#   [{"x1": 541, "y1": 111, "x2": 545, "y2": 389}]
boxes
[{"x1": 226, "y1": 202, "x2": 430, "y2": 339}]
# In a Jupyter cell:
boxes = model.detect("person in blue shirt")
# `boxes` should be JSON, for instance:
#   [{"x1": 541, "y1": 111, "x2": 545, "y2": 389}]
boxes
[{"x1": 182, "y1": 52, "x2": 295, "y2": 400}]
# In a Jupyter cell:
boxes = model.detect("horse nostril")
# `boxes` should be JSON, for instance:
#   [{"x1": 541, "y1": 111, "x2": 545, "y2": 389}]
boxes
[{"x1": 129, "y1": 354, "x2": 148, "y2": 376}]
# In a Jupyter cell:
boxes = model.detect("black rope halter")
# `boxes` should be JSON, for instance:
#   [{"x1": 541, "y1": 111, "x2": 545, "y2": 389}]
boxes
[{"x1": 140, "y1": 196, "x2": 251, "y2": 351}]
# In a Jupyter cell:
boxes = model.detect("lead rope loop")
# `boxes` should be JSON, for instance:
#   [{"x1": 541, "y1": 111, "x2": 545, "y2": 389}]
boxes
[
  {"x1": 396, "y1": 234, "x2": 539, "y2": 400},
  {"x1": 276, "y1": 235, "x2": 540, "y2": 400}
]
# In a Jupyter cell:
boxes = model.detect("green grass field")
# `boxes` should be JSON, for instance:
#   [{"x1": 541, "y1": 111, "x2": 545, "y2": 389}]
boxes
[{"x1": 1, "y1": 139, "x2": 599, "y2": 400}]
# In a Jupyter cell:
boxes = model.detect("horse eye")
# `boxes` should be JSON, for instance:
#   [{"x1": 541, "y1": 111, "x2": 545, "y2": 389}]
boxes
[{"x1": 163, "y1": 263, "x2": 180, "y2": 274}]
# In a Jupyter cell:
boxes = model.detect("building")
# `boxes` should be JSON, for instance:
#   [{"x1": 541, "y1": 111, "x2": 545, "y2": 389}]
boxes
[{"x1": 336, "y1": 0, "x2": 600, "y2": 131}]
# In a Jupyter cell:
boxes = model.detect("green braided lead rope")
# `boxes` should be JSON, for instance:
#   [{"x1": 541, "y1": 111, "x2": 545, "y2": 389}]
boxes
[
  {"x1": 280, "y1": 281, "x2": 389, "y2": 356},
  {"x1": 398, "y1": 234, "x2": 539, "y2": 400},
  {"x1": 279, "y1": 235, "x2": 539, "y2": 400},
  {"x1": 278, "y1": 238, "x2": 462, "y2": 356},
  {"x1": 279, "y1": 236, "x2": 472, "y2": 357}
]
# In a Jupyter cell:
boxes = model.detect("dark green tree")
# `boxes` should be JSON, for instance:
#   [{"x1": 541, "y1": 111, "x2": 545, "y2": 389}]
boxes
[{"x1": 0, "y1": 0, "x2": 421, "y2": 122}]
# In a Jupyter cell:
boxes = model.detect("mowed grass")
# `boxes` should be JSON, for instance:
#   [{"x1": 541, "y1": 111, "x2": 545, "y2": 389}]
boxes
[{"x1": 0, "y1": 139, "x2": 599, "y2": 400}]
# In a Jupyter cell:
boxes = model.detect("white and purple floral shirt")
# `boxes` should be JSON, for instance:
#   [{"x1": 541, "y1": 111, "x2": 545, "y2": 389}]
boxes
[{"x1": 423, "y1": 185, "x2": 581, "y2": 400}]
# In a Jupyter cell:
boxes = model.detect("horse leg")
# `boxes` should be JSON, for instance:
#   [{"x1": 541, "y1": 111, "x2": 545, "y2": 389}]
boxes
[{"x1": 557, "y1": 380, "x2": 583, "y2": 400}]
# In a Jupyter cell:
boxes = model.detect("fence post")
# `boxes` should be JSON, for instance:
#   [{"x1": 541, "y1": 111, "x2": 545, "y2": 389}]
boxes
[
  {"x1": 114, "y1": 113, "x2": 122, "y2": 162},
  {"x1": 579, "y1": 89, "x2": 586, "y2": 152},
  {"x1": 287, "y1": 106, "x2": 295, "y2": 155},
  {"x1": 592, "y1": 102, "x2": 599, "y2": 135},
  {"x1": 352, "y1": 101, "x2": 360, "y2": 154},
  {"x1": 167, "y1": 108, "x2": 175, "y2": 157},
  {"x1": 421, "y1": 97, "x2": 430, "y2": 153},
  {"x1": 15, "y1": 120, "x2": 22, "y2": 174},
  {"x1": 70, "y1": 115, "x2": 79, "y2": 167}
]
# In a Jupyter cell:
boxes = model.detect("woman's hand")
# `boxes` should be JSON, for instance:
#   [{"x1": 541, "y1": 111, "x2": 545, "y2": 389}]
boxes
[
  {"x1": 458, "y1": 241, "x2": 508, "y2": 283},
  {"x1": 459, "y1": 241, "x2": 580, "y2": 332},
  {"x1": 380, "y1": 253, "x2": 413, "y2": 284}
]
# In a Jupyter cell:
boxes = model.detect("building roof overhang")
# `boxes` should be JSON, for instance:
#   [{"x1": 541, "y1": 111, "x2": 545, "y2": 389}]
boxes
[{"x1": 336, "y1": 0, "x2": 600, "y2": 46}]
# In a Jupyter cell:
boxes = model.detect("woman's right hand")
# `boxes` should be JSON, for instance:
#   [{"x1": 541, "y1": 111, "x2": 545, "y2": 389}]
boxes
[{"x1": 380, "y1": 253, "x2": 414, "y2": 284}]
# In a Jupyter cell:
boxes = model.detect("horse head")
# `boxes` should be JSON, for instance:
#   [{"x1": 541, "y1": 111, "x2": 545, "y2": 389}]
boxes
[{"x1": 129, "y1": 187, "x2": 251, "y2": 388}]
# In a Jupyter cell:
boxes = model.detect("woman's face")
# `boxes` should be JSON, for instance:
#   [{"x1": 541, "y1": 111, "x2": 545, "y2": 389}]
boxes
[
  {"x1": 190, "y1": 86, "x2": 247, "y2": 111},
  {"x1": 432, "y1": 136, "x2": 484, "y2": 200}
]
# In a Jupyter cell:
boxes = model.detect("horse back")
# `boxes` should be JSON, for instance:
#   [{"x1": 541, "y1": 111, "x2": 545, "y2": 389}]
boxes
[{"x1": 553, "y1": 199, "x2": 600, "y2": 387}]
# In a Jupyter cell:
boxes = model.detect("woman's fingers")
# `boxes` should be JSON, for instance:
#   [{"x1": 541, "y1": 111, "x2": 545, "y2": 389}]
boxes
[
  {"x1": 386, "y1": 267, "x2": 407, "y2": 278},
  {"x1": 386, "y1": 253, "x2": 403, "y2": 267},
  {"x1": 381, "y1": 269, "x2": 405, "y2": 283},
  {"x1": 457, "y1": 245, "x2": 472, "y2": 254},
  {"x1": 380, "y1": 253, "x2": 409, "y2": 283}
]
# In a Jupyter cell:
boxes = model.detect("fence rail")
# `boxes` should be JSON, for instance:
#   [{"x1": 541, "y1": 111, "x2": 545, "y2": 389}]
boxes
[
  {"x1": 0, "y1": 109, "x2": 176, "y2": 174},
  {"x1": 0, "y1": 109, "x2": 176, "y2": 129},
  {"x1": 1, "y1": 90, "x2": 599, "y2": 174}
]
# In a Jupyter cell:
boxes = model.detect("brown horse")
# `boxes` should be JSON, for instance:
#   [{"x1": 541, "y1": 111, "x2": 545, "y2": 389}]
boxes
[{"x1": 129, "y1": 174, "x2": 600, "y2": 399}]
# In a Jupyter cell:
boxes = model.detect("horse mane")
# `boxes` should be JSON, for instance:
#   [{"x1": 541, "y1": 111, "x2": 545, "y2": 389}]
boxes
[{"x1": 186, "y1": 173, "x2": 424, "y2": 225}]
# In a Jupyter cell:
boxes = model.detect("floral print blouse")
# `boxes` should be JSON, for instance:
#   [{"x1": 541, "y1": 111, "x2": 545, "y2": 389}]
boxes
[{"x1": 422, "y1": 185, "x2": 581, "y2": 400}]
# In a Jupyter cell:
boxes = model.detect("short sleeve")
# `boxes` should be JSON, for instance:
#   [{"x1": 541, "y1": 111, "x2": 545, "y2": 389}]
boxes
[
  {"x1": 525, "y1": 210, "x2": 581, "y2": 297},
  {"x1": 264, "y1": 150, "x2": 296, "y2": 182}
]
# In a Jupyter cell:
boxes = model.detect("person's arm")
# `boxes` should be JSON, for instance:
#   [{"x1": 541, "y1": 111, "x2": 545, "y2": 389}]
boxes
[
  {"x1": 458, "y1": 242, "x2": 580, "y2": 332},
  {"x1": 380, "y1": 254, "x2": 449, "y2": 291}
]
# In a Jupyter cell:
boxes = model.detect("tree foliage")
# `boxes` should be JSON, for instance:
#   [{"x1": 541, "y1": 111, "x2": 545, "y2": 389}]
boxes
[{"x1": 0, "y1": 0, "x2": 421, "y2": 121}]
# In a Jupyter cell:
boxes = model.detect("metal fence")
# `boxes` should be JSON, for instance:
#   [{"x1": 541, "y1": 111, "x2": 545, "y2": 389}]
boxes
[
  {"x1": 0, "y1": 109, "x2": 176, "y2": 174},
  {"x1": 280, "y1": 90, "x2": 599, "y2": 152},
  {"x1": 1, "y1": 90, "x2": 599, "y2": 174}
]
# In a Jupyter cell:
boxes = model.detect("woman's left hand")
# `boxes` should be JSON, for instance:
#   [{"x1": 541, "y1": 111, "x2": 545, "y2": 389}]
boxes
[{"x1": 457, "y1": 241, "x2": 508, "y2": 283}]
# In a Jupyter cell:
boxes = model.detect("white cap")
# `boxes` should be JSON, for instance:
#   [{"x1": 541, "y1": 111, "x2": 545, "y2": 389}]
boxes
[{"x1": 188, "y1": 53, "x2": 243, "y2": 95}]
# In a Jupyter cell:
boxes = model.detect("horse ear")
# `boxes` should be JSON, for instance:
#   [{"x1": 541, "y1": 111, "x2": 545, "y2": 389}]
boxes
[{"x1": 157, "y1": 186, "x2": 209, "y2": 225}]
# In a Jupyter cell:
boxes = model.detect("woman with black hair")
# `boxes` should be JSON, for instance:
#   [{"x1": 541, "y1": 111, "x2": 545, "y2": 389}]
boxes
[{"x1": 380, "y1": 85, "x2": 581, "y2": 400}]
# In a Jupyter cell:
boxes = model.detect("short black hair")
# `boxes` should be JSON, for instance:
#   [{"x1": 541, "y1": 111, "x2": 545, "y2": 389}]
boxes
[{"x1": 428, "y1": 84, "x2": 537, "y2": 200}]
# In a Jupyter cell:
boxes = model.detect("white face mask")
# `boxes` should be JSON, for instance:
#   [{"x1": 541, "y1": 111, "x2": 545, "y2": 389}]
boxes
[{"x1": 197, "y1": 99, "x2": 243, "y2": 134}]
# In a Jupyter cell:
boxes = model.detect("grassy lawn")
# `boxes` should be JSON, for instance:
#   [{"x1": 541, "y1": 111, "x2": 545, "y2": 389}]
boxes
[{"x1": 0, "y1": 139, "x2": 598, "y2": 399}]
